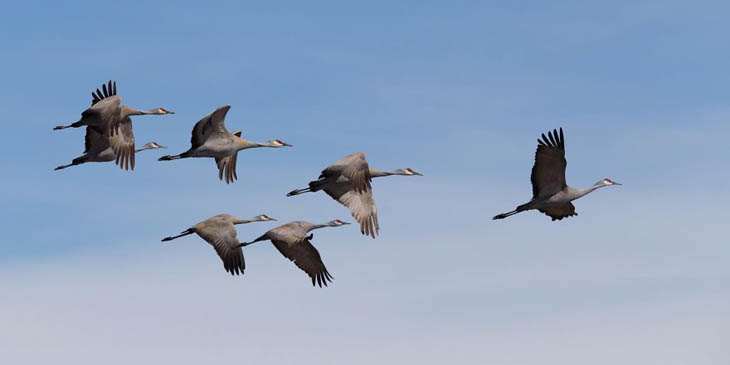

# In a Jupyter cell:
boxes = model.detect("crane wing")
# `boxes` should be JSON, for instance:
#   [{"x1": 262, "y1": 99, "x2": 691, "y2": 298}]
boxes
[
  {"x1": 91, "y1": 80, "x2": 117, "y2": 106},
  {"x1": 215, "y1": 152, "x2": 239, "y2": 184},
  {"x1": 531, "y1": 128, "x2": 567, "y2": 198},
  {"x1": 270, "y1": 237, "x2": 333, "y2": 287},
  {"x1": 320, "y1": 152, "x2": 372, "y2": 193},
  {"x1": 190, "y1": 105, "x2": 232, "y2": 149},
  {"x1": 83, "y1": 126, "x2": 109, "y2": 154},
  {"x1": 323, "y1": 183, "x2": 379, "y2": 238},
  {"x1": 109, "y1": 117, "x2": 136, "y2": 171},
  {"x1": 196, "y1": 220, "x2": 245, "y2": 276},
  {"x1": 538, "y1": 202, "x2": 577, "y2": 221}
]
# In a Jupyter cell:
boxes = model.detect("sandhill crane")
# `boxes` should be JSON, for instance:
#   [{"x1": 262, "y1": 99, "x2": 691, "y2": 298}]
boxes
[
  {"x1": 54, "y1": 121, "x2": 166, "y2": 171},
  {"x1": 53, "y1": 80, "x2": 173, "y2": 134},
  {"x1": 161, "y1": 214, "x2": 276, "y2": 275},
  {"x1": 158, "y1": 105, "x2": 292, "y2": 183},
  {"x1": 239, "y1": 219, "x2": 350, "y2": 287},
  {"x1": 286, "y1": 152, "x2": 422, "y2": 238},
  {"x1": 493, "y1": 128, "x2": 621, "y2": 221}
]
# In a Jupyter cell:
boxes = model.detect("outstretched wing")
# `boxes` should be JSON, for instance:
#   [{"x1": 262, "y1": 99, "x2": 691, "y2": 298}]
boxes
[
  {"x1": 320, "y1": 152, "x2": 372, "y2": 193},
  {"x1": 323, "y1": 182, "x2": 379, "y2": 238},
  {"x1": 109, "y1": 117, "x2": 136, "y2": 170},
  {"x1": 538, "y1": 202, "x2": 577, "y2": 221},
  {"x1": 215, "y1": 152, "x2": 239, "y2": 184},
  {"x1": 190, "y1": 105, "x2": 232, "y2": 149},
  {"x1": 531, "y1": 128, "x2": 567, "y2": 199}
]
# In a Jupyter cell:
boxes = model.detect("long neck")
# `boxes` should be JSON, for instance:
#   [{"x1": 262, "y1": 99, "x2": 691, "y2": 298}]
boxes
[
  {"x1": 369, "y1": 169, "x2": 402, "y2": 178},
  {"x1": 573, "y1": 184, "x2": 604, "y2": 199},
  {"x1": 232, "y1": 218, "x2": 255, "y2": 225},
  {"x1": 134, "y1": 146, "x2": 156, "y2": 153},
  {"x1": 306, "y1": 223, "x2": 330, "y2": 232},
  {"x1": 121, "y1": 105, "x2": 157, "y2": 117},
  {"x1": 233, "y1": 137, "x2": 271, "y2": 150}
]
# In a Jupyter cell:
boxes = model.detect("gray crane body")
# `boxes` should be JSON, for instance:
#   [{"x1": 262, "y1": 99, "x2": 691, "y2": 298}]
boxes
[
  {"x1": 240, "y1": 219, "x2": 350, "y2": 287},
  {"x1": 493, "y1": 128, "x2": 621, "y2": 221},
  {"x1": 161, "y1": 214, "x2": 276, "y2": 276},
  {"x1": 286, "y1": 152, "x2": 422, "y2": 238}
]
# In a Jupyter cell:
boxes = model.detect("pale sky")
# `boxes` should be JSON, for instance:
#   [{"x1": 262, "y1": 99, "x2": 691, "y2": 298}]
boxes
[{"x1": 1, "y1": 1, "x2": 729, "y2": 364}]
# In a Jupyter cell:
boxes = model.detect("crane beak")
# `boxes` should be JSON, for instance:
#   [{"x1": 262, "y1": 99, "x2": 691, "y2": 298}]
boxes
[
  {"x1": 156, "y1": 144, "x2": 167, "y2": 149},
  {"x1": 612, "y1": 181, "x2": 622, "y2": 185}
]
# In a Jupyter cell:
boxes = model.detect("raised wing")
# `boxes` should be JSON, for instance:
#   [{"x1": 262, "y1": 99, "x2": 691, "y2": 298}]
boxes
[
  {"x1": 538, "y1": 202, "x2": 577, "y2": 221},
  {"x1": 215, "y1": 152, "x2": 239, "y2": 184},
  {"x1": 190, "y1": 105, "x2": 232, "y2": 149},
  {"x1": 109, "y1": 117, "x2": 136, "y2": 170},
  {"x1": 323, "y1": 183, "x2": 379, "y2": 238},
  {"x1": 91, "y1": 80, "x2": 117, "y2": 106},
  {"x1": 531, "y1": 128, "x2": 567, "y2": 198},
  {"x1": 270, "y1": 237, "x2": 333, "y2": 287},
  {"x1": 320, "y1": 152, "x2": 372, "y2": 193}
]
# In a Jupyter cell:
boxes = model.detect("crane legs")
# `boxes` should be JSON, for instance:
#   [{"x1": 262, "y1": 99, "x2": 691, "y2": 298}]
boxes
[
  {"x1": 53, "y1": 120, "x2": 84, "y2": 130},
  {"x1": 286, "y1": 187, "x2": 311, "y2": 197},
  {"x1": 162, "y1": 229, "x2": 194, "y2": 242}
]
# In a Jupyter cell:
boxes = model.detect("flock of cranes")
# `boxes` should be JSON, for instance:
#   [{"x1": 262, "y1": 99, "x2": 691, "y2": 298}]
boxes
[{"x1": 54, "y1": 81, "x2": 621, "y2": 288}]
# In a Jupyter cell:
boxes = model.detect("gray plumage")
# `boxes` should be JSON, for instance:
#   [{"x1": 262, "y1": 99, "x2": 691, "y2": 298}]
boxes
[
  {"x1": 240, "y1": 219, "x2": 350, "y2": 287},
  {"x1": 286, "y1": 152, "x2": 422, "y2": 238},
  {"x1": 161, "y1": 214, "x2": 276, "y2": 276},
  {"x1": 158, "y1": 105, "x2": 292, "y2": 183},
  {"x1": 53, "y1": 81, "x2": 173, "y2": 169},
  {"x1": 493, "y1": 128, "x2": 622, "y2": 221},
  {"x1": 54, "y1": 120, "x2": 166, "y2": 171}
]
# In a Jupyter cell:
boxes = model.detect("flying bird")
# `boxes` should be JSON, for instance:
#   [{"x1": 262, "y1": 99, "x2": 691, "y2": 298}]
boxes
[
  {"x1": 239, "y1": 219, "x2": 350, "y2": 287},
  {"x1": 53, "y1": 80, "x2": 173, "y2": 133},
  {"x1": 287, "y1": 152, "x2": 422, "y2": 237},
  {"x1": 493, "y1": 128, "x2": 621, "y2": 221},
  {"x1": 162, "y1": 214, "x2": 276, "y2": 275},
  {"x1": 158, "y1": 105, "x2": 292, "y2": 183},
  {"x1": 53, "y1": 81, "x2": 173, "y2": 169},
  {"x1": 54, "y1": 123, "x2": 166, "y2": 171}
]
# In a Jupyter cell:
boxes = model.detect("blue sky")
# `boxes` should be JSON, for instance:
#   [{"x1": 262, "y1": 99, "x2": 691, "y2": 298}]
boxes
[{"x1": 1, "y1": 1, "x2": 729, "y2": 364}]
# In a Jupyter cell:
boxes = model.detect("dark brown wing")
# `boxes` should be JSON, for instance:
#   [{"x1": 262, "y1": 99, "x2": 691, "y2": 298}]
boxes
[
  {"x1": 538, "y1": 202, "x2": 577, "y2": 221},
  {"x1": 83, "y1": 126, "x2": 108, "y2": 154},
  {"x1": 109, "y1": 117, "x2": 135, "y2": 170},
  {"x1": 190, "y1": 106, "x2": 232, "y2": 149},
  {"x1": 271, "y1": 238, "x2": 333, "y2": 287},
  {"x1": 215, "y1": 152, "x2": 239, "y2": 184},
  {"x1": 91, "y1": 80, "x2": 117, "y2": 106},
  {"x1": 531, "y1": 128, "x2": 567, "y2": 198}
]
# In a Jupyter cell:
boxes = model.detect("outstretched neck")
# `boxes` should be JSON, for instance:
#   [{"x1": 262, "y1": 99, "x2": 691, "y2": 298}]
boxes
[
  {"x1": 122, "y1": 105, "x2": 158, "y2": 117},
  {"x1": 369, "y1": 169, "x2": 394, "y2": 178},
  {"x1": 573, "y1": 184, "x2": 604, "y2": 199},
  {"x1": 232, "y1": 218, "x2": 254, "y2": 225},
  {"x1": 234, "y1": 138, "x2": 270, "y2": 150},
  {"x1": 307, "y1": 223, "x2": 329, "y2": 232}
]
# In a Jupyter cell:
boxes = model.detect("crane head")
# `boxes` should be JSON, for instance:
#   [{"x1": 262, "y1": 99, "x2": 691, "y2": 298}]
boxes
[
  {"x1": 328, "y1": 219, "x2": 351, "y2": 226},
  {"x1": 602, "y1": 178, "x2": 622, "y2": 186},
  {"x1": 155, "y1": 107, "x2": 175, "y2": 115},
  {"x1": 256, "y1": 214, "x2": 276, "y2": 221},
  {"x1": 270, "y1": 139, "x2": 293, "y2": 147}
]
